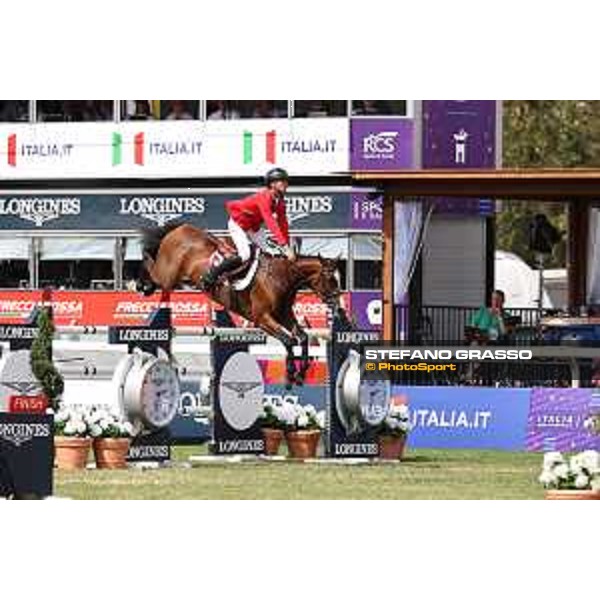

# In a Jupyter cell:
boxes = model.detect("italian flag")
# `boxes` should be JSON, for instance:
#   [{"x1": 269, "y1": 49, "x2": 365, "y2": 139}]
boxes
[{"x1": 243, "y1": 130, "x2": 277, "y2": 165}]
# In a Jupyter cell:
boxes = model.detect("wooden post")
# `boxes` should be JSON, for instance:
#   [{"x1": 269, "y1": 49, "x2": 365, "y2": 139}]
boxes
[{"x1": 567, "y1": 200, "x2": 588, "y2": 308}]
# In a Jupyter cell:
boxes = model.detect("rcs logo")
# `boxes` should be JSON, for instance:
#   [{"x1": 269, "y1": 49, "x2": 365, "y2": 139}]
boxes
[{"x1": 362, "y1": 131, "x2": 398, "y2": 156}]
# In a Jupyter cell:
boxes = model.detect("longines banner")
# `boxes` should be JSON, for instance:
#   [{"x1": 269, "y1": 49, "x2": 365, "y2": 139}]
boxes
[
  {"x1": 0, "y1": 119, "x2": 349, "y2": 179},
  {"x1": 0, "y1": 191, "x2": 352, "y2": 231}
]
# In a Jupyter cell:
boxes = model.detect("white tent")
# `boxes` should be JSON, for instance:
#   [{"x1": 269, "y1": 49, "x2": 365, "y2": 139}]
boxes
[{"x1": 495, "y1": 250, "x2": 553, "y2": 309}]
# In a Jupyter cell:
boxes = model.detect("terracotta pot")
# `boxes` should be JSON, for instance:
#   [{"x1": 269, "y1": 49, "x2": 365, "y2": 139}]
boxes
[
  {"x1": 93, "y1": 438, "x2": 131, "y2": 469},
  {"x1": 54, "y1": 436, "x2": 92, "y2": 470},
  {"x1": 262, "y1": 428, "x2": 285, "y2": 456},
  {"x1": 286, "y1": 429, "x2": 321, "y2": 459},
  {"x1": 545, "y1": 489, "x2": 600, "y2": 500},
  {"x1": 378, "y1": 435, "x2": 406, "y2": 460}
]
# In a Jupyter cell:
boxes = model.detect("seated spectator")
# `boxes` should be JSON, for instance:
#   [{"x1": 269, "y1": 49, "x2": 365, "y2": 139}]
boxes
[
  {"x1": 165, "y1": 100, "x2": 194, "y2": 120},
  {"x1": 207, "y1": 100, "x2": 240, "y2": 120},
  {"x1": 467, "y1": 290, "x2": 509, "y2": 342}
]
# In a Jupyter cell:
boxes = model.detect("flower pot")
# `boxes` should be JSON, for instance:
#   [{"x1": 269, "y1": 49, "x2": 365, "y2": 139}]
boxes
[
  {"x1": 54, "y1": 436, "x2": 91, "y2": 470},
  {"x1": 93, "y1": 438, "x2": 131, "y2": 469},
  {"x1": 286, "y1": 430, "x2": 321, "y2": 459},
  {"x1": 262, "y1": 428, "x2": 285, "y2": 456},
  {"x1": 378, "y1": 435, "x2": 406, "y2": 460},
  {"x1": 545, "y1": 489, "x2": 600, "y2": 500}
]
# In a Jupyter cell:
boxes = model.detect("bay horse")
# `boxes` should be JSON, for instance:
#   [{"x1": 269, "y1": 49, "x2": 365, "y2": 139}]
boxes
[{"x1": 137, "y1": 221, "x2": 349, "y2": 385}]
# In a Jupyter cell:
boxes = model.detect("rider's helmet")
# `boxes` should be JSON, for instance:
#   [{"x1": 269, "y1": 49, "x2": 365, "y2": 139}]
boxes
[{"x1": 264, "y1": 168, "x2": 289, "y2": 186}]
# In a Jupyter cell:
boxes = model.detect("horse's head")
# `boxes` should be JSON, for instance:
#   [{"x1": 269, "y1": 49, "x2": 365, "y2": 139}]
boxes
[{"x1": 296, "y1": 255, "x2": 351, "y2": 327}]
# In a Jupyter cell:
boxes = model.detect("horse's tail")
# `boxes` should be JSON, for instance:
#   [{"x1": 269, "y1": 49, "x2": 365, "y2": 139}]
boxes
[{"x1": 140, "y1": 220, "x2": 185, "y2": 260}]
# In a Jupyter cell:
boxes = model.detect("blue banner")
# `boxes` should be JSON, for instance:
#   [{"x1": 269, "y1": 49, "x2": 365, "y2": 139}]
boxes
[{"x1": 393, "y1": 386, "x2": 531, "y2": 450}]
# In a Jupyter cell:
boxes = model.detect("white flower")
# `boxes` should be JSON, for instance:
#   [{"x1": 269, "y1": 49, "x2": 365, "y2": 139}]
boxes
[
  {"x1": 575, "y1": 473, "x2": 590, "y2": 489},
  {"x1": 297, "y1": 415, "x2": 309, "y2": 428},
  {"x1": 99, "y1": 419, "x2": 111, "y2": 430},
  {"x1": 570, "y1": 455, "x2": 584, "y2": 474},
  {"x1": 90, "y1": 424, "x2": 102, "y2": 438},
  {"x1": 580, "y1": 450, "x2": 600, "y2": 474},
  {"x1": 304, "y1": 404, "x2": 317, "y2": 417},
  {"x1": 63, "y1": 421, "x2": 77, "y2": 435},
  {"x1": 543, "y1": 452, "x2": 564, "y2": 469},
  {"x1": 317, "y1": 411, "x2": 326, "y2": 429},
  {"x1": 123, "y1": 422, "x2": 134, "y2": 436},
  {"x1": 539, "y1": 470, "x2": 557, "y2": 488},
  {"x1": 553, "y1": 463, "x2": 570, "y2": 479}
]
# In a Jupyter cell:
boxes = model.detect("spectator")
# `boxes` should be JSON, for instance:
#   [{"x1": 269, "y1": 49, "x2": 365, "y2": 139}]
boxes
[
  {"x1": 207, "y1": 100, "x2": 240, "y2": 120},
  {"x1": 352, "y1": 100, "x2": 393, "y2": 116},
  {"x1": 468, "y1": 290, "x2": 508, "y2": 342},
  {"x1": 0, "y1": 100, "x2": 28, "y2": 122},
  {"x1": 164, "y1": 100, "x2": 194, "y2": 120},
  {"x1": 128, "y1": 100, "x2": 155, "y2": 121},
  {"x1": 252, "y1": 100, "x2": 276, "y2": 118},
  {"x1": 294, "y1": 100, "x2": 347, "y2": 118}
]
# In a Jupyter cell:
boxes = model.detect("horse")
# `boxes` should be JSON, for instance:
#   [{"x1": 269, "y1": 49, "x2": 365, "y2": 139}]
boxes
[{"x1": 137, "y1": 221, "x2": 349, "y2": 385}]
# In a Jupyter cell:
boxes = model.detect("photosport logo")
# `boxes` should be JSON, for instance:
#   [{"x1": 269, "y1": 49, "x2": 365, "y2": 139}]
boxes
[
  {"x1": 118, "y1": 195, "x2": 206, "y2": 226},
  {"x1": 0, "y1": 196, "x2": 81, "y2": 227},
  {"x1": 112, "y1": 132, "x2": 203, "y2": 166}
]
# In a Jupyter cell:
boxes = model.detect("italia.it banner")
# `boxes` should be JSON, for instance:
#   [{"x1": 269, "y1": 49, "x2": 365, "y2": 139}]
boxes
[{"x1": 0, "y1": 119, "x2": 350, "y2": 179}]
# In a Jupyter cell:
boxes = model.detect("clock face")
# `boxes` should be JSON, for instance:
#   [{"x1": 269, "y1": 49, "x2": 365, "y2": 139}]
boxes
[{"x1": 140, "y1": 360, "x2": 180, "y2": 428}]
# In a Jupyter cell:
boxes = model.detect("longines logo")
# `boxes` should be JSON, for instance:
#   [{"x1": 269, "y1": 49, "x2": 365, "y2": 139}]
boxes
[
  {"x1": 218, "y1": 352, "x2": 264, "y2": 432},
  {"x1": 285, "y1": 195, "x2": 333, "y2": 224},
  {"x1": 0, "y1": 422, "x2": 50, "y2": 447},
  {"x1": 3, "y1": 381, "x2": 42, "y2": 395},
  {"x1": 0, "y1": 197, "x2": 81, "y2": 227},
  {"x1": 119, "y1": 196, "x2": 206, "y2": 227}
]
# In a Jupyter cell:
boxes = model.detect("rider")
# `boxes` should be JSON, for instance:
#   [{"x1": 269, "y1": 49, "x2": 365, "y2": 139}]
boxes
[{"x1": 202, "y1": 167, "x2": 296, "y2": 290}]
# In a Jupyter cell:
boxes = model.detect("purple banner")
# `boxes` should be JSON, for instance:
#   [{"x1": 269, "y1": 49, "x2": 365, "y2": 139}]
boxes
[
  {"x1": 350, "y1": 291, "x2": 382, "y2": 330},
  {"x1": 350, "y1": 119, "x2": 414, "y2": 170},
  {"x1": 526, "y1": 388, "x2": 600, "y2": 452},
  {"x1": 351, "y1": 193, "x2": 382, "y2": 229},
  {"x1": 423, "y1": 100, "x2": 497, "y2": 216},
  {"x1": 422, "y1": 100, "x2": 497, "y2": 168}
]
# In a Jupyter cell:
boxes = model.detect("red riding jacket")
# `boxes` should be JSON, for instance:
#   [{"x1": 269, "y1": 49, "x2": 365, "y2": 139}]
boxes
[{"x1": 225, "y1": 189, "x2": 290, "y2": 246}]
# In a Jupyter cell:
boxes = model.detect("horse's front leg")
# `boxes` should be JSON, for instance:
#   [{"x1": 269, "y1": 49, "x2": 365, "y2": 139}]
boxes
[
  {"x1": 289, "y1": 322, "x2": 310, "y2": 386},
  {"x1": 254, "y1": 313, "x2": 299, "y2": 389}
]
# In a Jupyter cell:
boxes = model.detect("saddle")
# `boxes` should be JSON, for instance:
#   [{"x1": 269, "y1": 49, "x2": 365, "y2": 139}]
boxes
[{"x1": 210, "y1": 236, "x2": 261, "y2": 291}]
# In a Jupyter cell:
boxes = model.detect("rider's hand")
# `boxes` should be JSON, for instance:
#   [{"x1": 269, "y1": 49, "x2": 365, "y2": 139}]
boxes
[{"x1": 283, "y1": 246, "x2": 296, "y2": 261}]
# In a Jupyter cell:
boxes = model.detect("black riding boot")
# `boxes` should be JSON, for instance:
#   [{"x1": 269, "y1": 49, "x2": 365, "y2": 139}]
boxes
[{"x1": 202, "y1": 255, "x2": 243, "y2": 290}]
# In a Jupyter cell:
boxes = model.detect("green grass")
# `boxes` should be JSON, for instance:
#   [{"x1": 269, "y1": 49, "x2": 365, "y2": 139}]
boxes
[{"x1": 54, "y1": 446, "x2": 545, "y2": 500}]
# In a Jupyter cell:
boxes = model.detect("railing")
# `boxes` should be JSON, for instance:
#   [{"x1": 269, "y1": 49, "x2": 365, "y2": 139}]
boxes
[
  {"x1": 393, "y1": 304, "x2": 598, "y2": 387},
  {"x1": 395, "y1": 304, "x2": 544, "y2": 345}
]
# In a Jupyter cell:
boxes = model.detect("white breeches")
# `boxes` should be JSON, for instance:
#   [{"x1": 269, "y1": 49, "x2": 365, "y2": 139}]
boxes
[{"x1": 228, "y1": 218, "x2": 256, "y2": 262}]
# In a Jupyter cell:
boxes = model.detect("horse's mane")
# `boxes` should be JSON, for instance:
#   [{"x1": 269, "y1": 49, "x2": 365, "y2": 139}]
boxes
[{"x1": 140, "y1": 220, "x2": 186, "y2": 260}]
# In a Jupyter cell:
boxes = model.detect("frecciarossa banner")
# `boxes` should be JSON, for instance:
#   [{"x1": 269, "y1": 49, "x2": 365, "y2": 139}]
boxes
[
  {"x1": 0, "y1": 119, "x2": 350, "y2": 179},
  {"x1": 0, "y1": 290, "x2": 348, "y2": 329}
]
